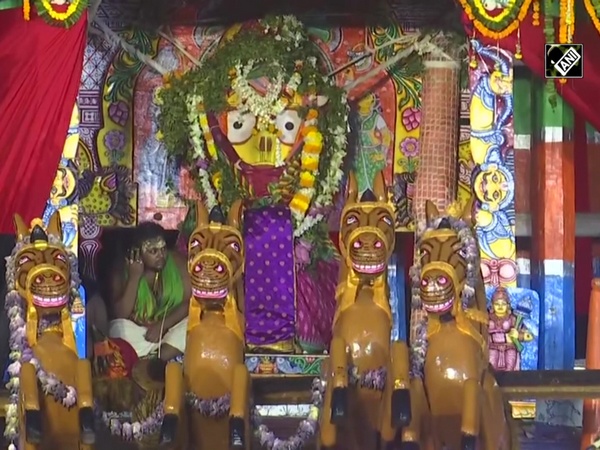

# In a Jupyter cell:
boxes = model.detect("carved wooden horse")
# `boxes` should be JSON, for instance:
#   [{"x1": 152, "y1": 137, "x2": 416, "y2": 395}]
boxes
[
  {"x1": 161, "y1": 200, "x2": 251, "y2": 450},
  {"x1": 320, "y1": 171, "x2": 411, "y2": 450},
  {"x1": 401, "y1": 199, "x2": 517, "y2": 450},
  {"x1": 12, "y1": 212, "x2": 95, "y2": 450}
]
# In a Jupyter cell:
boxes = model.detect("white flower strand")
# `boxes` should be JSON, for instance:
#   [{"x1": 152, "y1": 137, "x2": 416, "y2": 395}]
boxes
[
  {"x1": 231, "y1": 61, "x2": 302, "y2": 134},
  {"x1": 186, "y1": 95, "x2": 218, "y2": 212}
]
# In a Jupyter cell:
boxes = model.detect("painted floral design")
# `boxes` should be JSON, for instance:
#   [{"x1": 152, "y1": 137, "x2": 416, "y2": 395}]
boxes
[
  {"x1": 400, "y1": 137, "x2": 420, "y2": 158},
  {"x1": 108, "y1": 101, "x2": 129, "y2": 127},
  {"x1": 401, "y1": 107, "x2": 421, "y2": 131},
  {"x1": 104, "y1": 130, "x2": 126, "y2": 152}
]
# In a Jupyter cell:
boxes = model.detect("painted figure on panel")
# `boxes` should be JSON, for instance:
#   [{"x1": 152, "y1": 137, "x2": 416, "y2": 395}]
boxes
[
  {"x1": 354, "y1": 93, "x2": 393, "y2": 195},
  {"x1": 486, "y1": 285, "x2": 539, "y2": 372},
  {"x1": 488, "y1": 287, "x2": 533, "y2": 371},
  {"x1": 469, "y1": 39, "x2": 517, "y2": 287}
]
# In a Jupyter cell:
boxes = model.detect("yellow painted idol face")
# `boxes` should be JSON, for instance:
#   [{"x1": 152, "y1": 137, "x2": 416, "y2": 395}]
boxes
[
  {"x1": 473, "y1": 165, "x2": 510, "y2": 212},
  {"x1": 50, "y1": 167, "x2": 76, "y2": 204},
  {"x1": 221, "y1": 73, "x2": 328, "y2": 167},
  {"x1": 224, "y1": 106, "x2": 302, "y2": 166}
]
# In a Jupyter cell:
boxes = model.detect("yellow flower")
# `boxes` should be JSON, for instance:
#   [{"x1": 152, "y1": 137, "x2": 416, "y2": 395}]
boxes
[
  {"x1": 301, "y1": 155, "x2": 319, "y2": 171},
  {"x1": 290, "y1": 193, "x2": 311, "y2": 212},
  {"x1": 227, "y1": 92, "x2": 240, "y2": 107},
  {"x1": 306, "y1": 109, "x2": 319, "y2": 120},
  {"x1": 303, "y1": 143, "x2": 323, "y2": 155},
  {"x1": 291, "y1": 93, "x2": 303, "y2": 107},
  {"x1": 301, "y1": 125, "x2": 318, "y2": 137},
  {"x1": 212, "y1": 172, "x2": 223, "y2": 190},
  {"x1": 305, "y1": 131, "x2": 324, "y2": 146},
  {"x1": 199, "y1": 114, "x2": 209, "y2": 130},
  {"x1": 299, "y1": 171, "x2": 316, "y2": 188},
  {"x1": 155, "y1": 131, "x2": 164, "y2": 141}
]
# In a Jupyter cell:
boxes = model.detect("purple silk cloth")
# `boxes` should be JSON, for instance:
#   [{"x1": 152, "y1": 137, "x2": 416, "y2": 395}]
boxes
[
  {"x1": 243, "y1": 205, "x2": 296, "y2": 349},
  {"x1": 296, "y1": 256, "x2": 339, "y2": 351}
]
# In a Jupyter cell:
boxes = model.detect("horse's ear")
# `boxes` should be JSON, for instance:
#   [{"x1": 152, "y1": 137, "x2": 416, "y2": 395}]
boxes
[
  {"x1": 13, "y1": 214, "x2": 28, "y2": 240},
  {"x1": 461, "y1": 195, "x2": 477, "y2": 227},
  {"x1": 425, "y1": 200, "x2": 440, "y2": 225},
  {"x1": 346, "y1": 172, "x2": 359, "y2": 204},
  {"x1": 196, "y1": 201, "x2": 209, "y2": 228},
  {"x1": 46, "y1": 211, "x2": 63, "y2": 240},
  {"x1": 227, "y1": 199, "x2": 243, "y2": 230},
  {"x1": 372, "y1": 171, "x2": 387, "y2": 203}
]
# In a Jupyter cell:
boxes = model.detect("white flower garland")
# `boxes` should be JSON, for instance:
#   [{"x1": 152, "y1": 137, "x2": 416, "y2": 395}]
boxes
[{"x1": 186, "y1": 95, "x2": 218, "y2": 212}]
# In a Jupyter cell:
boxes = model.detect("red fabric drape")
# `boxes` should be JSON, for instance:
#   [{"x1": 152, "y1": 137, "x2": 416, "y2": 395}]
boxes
[
  {"x1": 0, "y1": 7, "x2": 86, "y2": 233},
  {"x1": 463, "y1": 12, "x2": 600, "y2": 131}
]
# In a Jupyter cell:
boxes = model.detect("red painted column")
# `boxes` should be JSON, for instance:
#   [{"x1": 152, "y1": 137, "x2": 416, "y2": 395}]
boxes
[{"x1": 530, "y1": 88, "x2": 575, "y2": 371}]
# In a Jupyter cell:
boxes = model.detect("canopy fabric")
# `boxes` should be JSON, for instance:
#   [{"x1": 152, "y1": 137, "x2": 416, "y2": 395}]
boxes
[{"x1": 0, "y1": 6, "x2": 87, "y2": 233}]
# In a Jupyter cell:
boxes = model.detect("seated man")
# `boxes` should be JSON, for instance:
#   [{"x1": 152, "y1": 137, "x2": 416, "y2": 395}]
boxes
[{"x1": 107, "y1": 222, "x2": 191, "y2": 377}]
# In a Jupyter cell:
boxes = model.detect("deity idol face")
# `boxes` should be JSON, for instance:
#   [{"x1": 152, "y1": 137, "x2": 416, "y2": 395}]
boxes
[
  {"x1": 492, "y1": 298, "x2": 510, "y2": 317},
  {"x1": 474, "y1": 166, "x2": 509, "y2": 212},
  {"x1": 224, "y1": 105, "x2": 303, "y2": 166},
  {"x1": 221, "y1": 73, "x2": 328, "y2": 167}
]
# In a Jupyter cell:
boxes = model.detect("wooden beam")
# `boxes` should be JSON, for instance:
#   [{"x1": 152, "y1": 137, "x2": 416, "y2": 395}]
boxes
[
  {"x1": 2, "y1": 370, "x2": 600, "y2": 418},
  {"x1": 516, "y1": 213, "x2": 600, "y2": 237}
]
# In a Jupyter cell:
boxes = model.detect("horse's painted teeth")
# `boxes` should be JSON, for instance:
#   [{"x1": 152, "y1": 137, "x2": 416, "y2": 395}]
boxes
[
  {"x1": 192, "y1": 287, "x2": 228, "y2": 299},
  {"x1": 353, "y1": 262, "x2": 385, "y2": 273},
  {"x1": 32, "y1": 294, "x2": 68, "y2": 306}
]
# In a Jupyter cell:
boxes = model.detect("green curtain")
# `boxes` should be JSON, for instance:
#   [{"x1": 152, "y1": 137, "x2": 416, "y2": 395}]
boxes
[{"x1": 0, "y1": 0, "x2": 22, "y2": 11}]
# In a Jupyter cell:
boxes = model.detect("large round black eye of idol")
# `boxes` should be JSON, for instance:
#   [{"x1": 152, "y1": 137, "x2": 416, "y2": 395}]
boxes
[
  {"x1": 284, "y1": 122, "x2": 294, "y2": 131},
  {"x1": 233, "y1": 121, "x2": 243, "y2": 130}
]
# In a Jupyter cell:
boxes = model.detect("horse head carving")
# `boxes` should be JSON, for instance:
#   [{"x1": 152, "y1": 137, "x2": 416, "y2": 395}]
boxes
[
  {"x1": 186, "y1": 199, "x2": 245, "y2": 340},
  {"x1": 339, "y1": 171, "x2": 395, "y2": 281}
]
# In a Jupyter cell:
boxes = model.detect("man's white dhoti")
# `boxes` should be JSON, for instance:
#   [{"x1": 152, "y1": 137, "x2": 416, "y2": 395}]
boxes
[{"x1": 108, "y1": 318, "x2": 188, "y2": 358}]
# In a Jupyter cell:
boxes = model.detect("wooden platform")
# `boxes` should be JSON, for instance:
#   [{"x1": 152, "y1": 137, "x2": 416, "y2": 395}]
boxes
[{"x1": 3, "y1": 355, "x2": 600, "y2": 421}]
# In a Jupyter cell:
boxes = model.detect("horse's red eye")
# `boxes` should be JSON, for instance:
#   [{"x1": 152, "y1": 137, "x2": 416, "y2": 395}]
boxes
[
  {"x1": 230, "y1": 242, "x2": 240, "y2": 252},
  {"x1": 437, "y1": 276, "x2": 448, "y2": 285},
  {"x1": 55, "y1": 254, "x2": 66, "y2": 262},
  {"x1": 18, "y1": 256, "x2": 30, "y2": 265},
  {"x1": 190, "y1": 239, "x2": 200, "y2": 249}
]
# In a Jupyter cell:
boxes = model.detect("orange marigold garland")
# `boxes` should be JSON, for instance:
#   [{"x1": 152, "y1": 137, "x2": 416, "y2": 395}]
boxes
[
  {"x1": 458, "y1": 0, "x2": 534, "y2": 39},
  {"x1": 532, "y1": 0, "x2": 541, "y2": 25},
  {"x1": 23, "y1": 0, "x2": 30, "y2": 20},
  {"x1": 584, "y1": 0, "x2": 600, "y2": 34}
]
